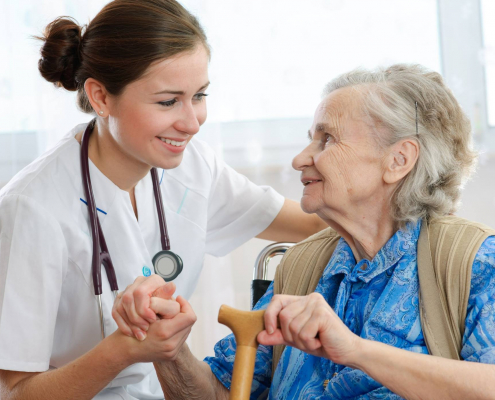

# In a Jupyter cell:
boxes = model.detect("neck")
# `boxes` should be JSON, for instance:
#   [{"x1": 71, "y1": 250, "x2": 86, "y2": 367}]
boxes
[
  {"x1": 321, "y1": 194, "x2": 397, "y2": 262},
  {"x1": 88, "y1": 120, "x2": 150, "y2": 193}
]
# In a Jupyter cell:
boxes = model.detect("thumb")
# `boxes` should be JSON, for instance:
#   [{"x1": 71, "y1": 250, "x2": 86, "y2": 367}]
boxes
[{"x1": 152, "y1": 281, "x2": 176, "y2": 300}]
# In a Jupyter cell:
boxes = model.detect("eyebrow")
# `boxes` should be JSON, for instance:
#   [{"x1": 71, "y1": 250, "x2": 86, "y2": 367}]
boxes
[
  {"x1": 153, "y1": 81, "x2": 210, "y2": 95},
  {"x1": 308, "y1": 123, "x2": 338, "y2": 140}
]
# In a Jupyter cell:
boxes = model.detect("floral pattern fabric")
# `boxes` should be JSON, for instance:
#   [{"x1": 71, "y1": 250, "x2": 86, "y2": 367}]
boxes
[{"x1": 204, "y1": 220, "x2": 495, "y2": 399}]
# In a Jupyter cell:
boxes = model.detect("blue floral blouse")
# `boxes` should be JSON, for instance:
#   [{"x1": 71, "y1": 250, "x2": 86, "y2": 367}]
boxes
[{"x1": 204, "y1": 220, "x2": 495, "y2": 399}]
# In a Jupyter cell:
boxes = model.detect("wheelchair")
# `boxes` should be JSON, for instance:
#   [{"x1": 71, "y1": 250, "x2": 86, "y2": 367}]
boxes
[{"x1": 251, "y1": 242, "x2": 294, "y2": 309}]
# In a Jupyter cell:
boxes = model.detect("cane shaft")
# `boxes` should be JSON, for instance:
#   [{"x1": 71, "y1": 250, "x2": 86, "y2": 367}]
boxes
[{"x1": 230, "y1": 345, "x2": 258, "y2": 399}]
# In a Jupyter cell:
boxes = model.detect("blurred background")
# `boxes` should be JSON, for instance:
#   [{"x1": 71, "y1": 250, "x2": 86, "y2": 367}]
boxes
[{"x1": 0, "y1": 0, "x2": 493, "y2": 359}]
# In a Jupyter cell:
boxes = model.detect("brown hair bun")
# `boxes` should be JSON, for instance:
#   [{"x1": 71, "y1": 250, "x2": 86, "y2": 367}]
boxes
[{"x1": 37, "y1": 17, "x2": 83, "y2": 91}]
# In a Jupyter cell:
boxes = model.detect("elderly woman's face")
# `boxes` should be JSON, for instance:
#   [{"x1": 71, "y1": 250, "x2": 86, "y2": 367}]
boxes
[{"x1": 293, "y1": 88, "x2": 386, "y2": 221}]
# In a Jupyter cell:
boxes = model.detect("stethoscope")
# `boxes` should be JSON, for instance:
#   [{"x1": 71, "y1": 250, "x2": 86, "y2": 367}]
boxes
[{"x1": 81, "y1": 118, "x2": 183, "y2": 338}]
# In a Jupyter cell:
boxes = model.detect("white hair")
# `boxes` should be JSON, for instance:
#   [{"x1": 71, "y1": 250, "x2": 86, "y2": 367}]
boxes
[{"x1": 323, "y1": 64, "x2": 477, "y2": 226}]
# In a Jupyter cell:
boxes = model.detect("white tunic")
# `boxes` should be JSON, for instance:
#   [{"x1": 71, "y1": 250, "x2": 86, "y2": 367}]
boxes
[{"x1": 0, "y1": 123, "x2": 284, "y2": 399}]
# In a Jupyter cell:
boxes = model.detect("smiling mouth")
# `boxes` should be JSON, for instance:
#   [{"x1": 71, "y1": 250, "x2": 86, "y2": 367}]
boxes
[
  {"x1": 302, "y1": 179, "x2": 322, "y2": 186},
  {"x1": 158, "y1": 137, "x2": 187, "y2": 147}
]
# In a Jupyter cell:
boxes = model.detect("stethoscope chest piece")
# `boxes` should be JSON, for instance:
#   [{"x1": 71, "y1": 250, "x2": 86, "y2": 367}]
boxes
[{"x1": 153, "y1": 250, "x2": 183, "y2": 281}]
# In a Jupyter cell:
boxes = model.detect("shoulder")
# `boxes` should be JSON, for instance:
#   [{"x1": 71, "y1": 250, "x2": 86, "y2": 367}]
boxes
[
  {"x1": 284, "y1": 227, "x2": 340, "y2": 255},
  {"x1": 0, "y1": 130, "x2": 79, "y2": 202},
  {"x1": 430, "y1": 215, "x2": 495, "y2": 235},
  {"x1": 276, "y1": 227, "x2": 340, "y2": 283},
  {"x1": 470, "y1": 236, "x2": 495, "y2": 295}
]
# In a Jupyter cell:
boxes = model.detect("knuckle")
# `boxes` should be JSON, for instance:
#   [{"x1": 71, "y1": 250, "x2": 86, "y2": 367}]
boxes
[
  {"x1": 309, "y1": 292, "x2": 323, "y2": 301},
  {"x1": 279, "y1": 310, "x2": 290, "y2": 324},
  {"x1": 121, "y1": 292, "x2": 133, "y2": 306}
]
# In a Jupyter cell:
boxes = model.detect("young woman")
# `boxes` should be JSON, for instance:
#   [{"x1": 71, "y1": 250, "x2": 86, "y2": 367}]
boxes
[{"x1": 0, "y1": 1, "x2": 325, "y2": 399}]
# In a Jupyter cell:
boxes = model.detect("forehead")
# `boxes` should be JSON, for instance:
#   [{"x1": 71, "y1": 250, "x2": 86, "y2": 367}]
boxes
[
  {"x1": 313, "y1": 87, "x2": 363, "y2": 126},
  {"x1": 127, "y1": 46, "x2": 209, "y2": 92}
]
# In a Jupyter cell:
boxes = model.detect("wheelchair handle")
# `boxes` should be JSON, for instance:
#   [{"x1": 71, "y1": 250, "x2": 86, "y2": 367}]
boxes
[{"x1": 253, "y1": 242, "x2": 294, "y2": 280}]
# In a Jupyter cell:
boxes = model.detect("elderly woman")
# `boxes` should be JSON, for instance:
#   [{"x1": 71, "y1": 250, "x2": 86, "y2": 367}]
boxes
[{"x1": 113, "y1": 64, "x2": 495, "y2": 399}]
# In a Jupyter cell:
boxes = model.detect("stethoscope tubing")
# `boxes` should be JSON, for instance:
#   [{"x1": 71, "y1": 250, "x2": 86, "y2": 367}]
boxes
[{"x1": 81, "y1": 119, "x2": 180, "y2": 339}]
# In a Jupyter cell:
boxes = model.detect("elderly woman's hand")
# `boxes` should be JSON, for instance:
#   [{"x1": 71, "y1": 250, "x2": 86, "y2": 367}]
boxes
[
  {"x1": 257, "y1": 293, "x2": 361, "y2": 366},
  {"x1": 112, "y1": 275, "x2": 181, "y2": 340}
]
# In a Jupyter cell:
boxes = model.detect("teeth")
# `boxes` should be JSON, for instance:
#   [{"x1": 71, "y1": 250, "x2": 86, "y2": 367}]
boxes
[{"x1": 160, "y1": 137, "x2": 186, "y2": 147}]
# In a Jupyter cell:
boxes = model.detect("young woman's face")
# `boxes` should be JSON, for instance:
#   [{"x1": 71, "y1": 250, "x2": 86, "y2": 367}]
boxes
[{"x1": 106, "y1": 45, "x2": 209, "y2": 170}]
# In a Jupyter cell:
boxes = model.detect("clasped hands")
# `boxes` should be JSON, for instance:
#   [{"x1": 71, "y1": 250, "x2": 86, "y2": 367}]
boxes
[{"x1": 112, "y1": 276, "x2": 361, "y2": 366}]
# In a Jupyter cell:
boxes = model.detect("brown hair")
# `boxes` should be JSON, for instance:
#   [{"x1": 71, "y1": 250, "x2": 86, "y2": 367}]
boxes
[{"x1": 37, "y1": 0, "x2": 209, "y2": 113}]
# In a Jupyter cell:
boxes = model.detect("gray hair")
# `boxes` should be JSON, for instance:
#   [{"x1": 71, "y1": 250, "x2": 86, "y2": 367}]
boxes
[{"x1": 323, "y1": 64, "x2": 477, "y2": 226}]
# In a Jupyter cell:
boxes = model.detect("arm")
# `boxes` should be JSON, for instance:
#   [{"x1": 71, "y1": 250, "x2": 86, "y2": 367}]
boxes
[
  {"x1": 154, "y1": 345, "x2": 229, "y2": 400},
  {"x1": 259, "y1": 293, "x2": 495, "y2": 400},
  {"x1": 348, "y1": 339, "x2": 495, "y2": 400},
  {"x1": 0, "y1": 284, "x2": 190, "y2": 400},
  {"x1": 0, "y1": 331, "x2": 133, "y2": 400},
  {"x1": 257, "y1": 198, "x2": 326, "y2": 242}
]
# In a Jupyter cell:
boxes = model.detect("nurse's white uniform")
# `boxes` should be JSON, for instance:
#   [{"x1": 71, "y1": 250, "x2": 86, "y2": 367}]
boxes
[{"x1": 0, "y1": 123, "x2": 284, "y2": 399}]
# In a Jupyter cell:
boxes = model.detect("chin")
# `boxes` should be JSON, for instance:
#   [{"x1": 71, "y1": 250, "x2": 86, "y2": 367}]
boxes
[
  {"x1": 155, "y1": 154, "x2": 184, "y2": 170},
  {"x1": 300, "y1": 197, "x2": 319, "y2": 214}
]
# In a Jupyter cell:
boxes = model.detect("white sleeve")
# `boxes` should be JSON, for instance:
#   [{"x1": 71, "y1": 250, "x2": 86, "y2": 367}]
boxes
[
  {"x1": 0, "y1": 194, "x2": 68, "y2": 372},
  {"x1": 205, "y1": 155, "x2": 284, "y2": 257}
]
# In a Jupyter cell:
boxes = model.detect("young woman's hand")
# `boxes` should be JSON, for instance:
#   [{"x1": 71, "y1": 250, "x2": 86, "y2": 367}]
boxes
[
  {"x1": 118, "y1": 294, "x2": 197, "y2": 364},
  {"x1": 257, "y1": 293, "x2": 361, "y2": 366},
  {"x1": 112, "y1": 275, "x2": 180, "y2": 340}
]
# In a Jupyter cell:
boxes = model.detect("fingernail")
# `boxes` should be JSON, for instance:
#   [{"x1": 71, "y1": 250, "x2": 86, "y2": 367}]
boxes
[
  {"x1": 267, "y1": 326, "x2": 274, "y2": 335},
  {"x1": 141, "y1": 324, "x2": 149, "y2": 332},
  {"x1": 136, "y1": 331, "x2": 147, "y2": 341}
]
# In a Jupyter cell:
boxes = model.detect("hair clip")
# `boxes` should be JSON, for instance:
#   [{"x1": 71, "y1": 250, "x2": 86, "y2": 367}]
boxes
[{"x1": 415, "y1": 101, "x2": 419, "y2": 135}]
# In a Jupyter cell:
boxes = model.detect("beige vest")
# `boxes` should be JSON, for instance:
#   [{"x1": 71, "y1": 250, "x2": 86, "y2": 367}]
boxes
[{"x1": 272, "y1": 216, "x2": 495, "y2": 372}]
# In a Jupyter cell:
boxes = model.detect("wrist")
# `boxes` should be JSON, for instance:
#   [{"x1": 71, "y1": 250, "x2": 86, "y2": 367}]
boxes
[
  {"x1": 344, "y1": 336, "x2": 369, "y2": 370},
  {"x1": 103, "y1": 330, "x2": 138, "y2": 368}
]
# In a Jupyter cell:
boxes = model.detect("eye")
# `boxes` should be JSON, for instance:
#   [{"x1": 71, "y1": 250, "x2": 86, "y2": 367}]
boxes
[
  {"x1": 193, "y1": 92, "x2": 209, "y2": 102},
  {"x1": 158, "y1": 98, "x2": 178, "y2": 107},
  {"x1": 322, "y1": 133, "x2": 335, "y2": 146}
]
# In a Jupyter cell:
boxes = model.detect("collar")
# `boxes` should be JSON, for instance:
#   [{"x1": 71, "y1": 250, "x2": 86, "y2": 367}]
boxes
[{"x1": 323, "y1": 219, "x2": 422, "y2": 283}]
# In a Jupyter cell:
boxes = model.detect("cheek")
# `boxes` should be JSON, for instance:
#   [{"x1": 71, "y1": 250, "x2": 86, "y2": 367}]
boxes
[{"x1": 196, "y1": 103, "x2": 207, "y2": 126}]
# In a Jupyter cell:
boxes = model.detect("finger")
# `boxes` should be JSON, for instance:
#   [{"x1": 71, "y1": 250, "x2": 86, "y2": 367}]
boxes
[
  {"x1": 133, "y1": 275, "x2": 170, "y2": 323},
  {"x1": 116, "y1": 306, "x2": 147, "y2": 340},
  {"x1": 257, "y1": 329, "x2": 289, "y2": 347},
  {"x1": 150, "y1": 298, "x2": 181, "y2": 319},
  {"x1": 276, "y1": 299, "x2": 309, "y2": 343},
  {"x1": 287, "y1": 296, "x2": 319, "y2": 348},
  {"x1": 121, "y1": 289, "x2": 151, "y2": 331},
  {"x1": 152, "y1": 281, "x2": 176, "y2": 300},
  {"x1": 290, "y1": 310, "x2": 318, "y2": 351},
  {"x1": 157, "y1": 308, "x2": 197, "y2": 337},
  {"x1": 264, "y1": 295, "x2": 301, "y2": 335},
  {"x1": 176, "y1": 295, "x2": 195, "y2": 315},
  {"x1": 297, "y1": 315, "x2": 323, "y2": 352},
  {"x1": 112, "y1": 304, "x2": 133, "y2": 337}
]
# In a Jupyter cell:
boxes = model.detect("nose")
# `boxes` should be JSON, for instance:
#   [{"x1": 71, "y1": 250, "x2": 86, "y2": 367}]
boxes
[
  {"x1": 173, "y1": 102, "x2": 201, "y2": 135},
  {"x1": 292, "y1": 144, "x2": 315, "y2": 171}
]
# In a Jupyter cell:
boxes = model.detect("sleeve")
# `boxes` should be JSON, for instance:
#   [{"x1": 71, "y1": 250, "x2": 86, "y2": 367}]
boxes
[
  {"x1": 204, "y1": 282, "x2": 276, "y2": 399},
  {"x1": 460, "y1": 235, "x2": 495, "y2": 363},
  {"x1": 0, "y1": 194, "x2": 68, "y2": 372},
  {"x1": 204, "y1": 149, "x2": 284, "y2": 257}
]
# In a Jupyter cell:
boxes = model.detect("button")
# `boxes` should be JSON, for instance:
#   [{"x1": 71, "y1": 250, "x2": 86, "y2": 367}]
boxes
[{"x1": 323, "y1": 379, "x2": 329, "y2": 389}]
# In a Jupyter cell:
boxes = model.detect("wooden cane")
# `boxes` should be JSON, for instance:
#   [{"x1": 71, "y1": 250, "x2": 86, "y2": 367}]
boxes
[{"x1": 218, "y1": 305, "x2": 266, "y2": 400}]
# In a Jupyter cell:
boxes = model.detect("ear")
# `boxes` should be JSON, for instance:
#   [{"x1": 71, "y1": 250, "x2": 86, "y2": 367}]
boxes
[
  {"x1": 83, "y1": 78, "x2": 111, "y2": 117},
  {"x1": 383, "y1": 139, "x2": 419, "y2": 184}
]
